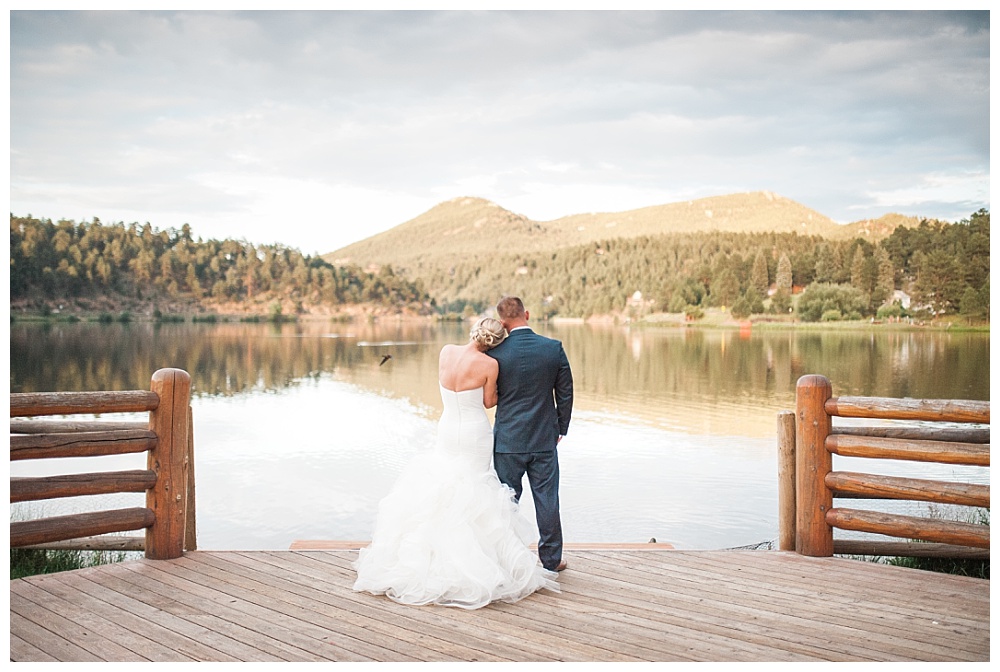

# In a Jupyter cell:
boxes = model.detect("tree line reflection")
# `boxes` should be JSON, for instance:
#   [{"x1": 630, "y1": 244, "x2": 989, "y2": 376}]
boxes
[{"x1": 10, "y1": 322, "x2": 989, "y2": 407}]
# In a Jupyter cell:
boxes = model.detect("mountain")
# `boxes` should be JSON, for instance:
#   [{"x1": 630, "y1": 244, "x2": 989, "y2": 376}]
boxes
[{"x1": 324, "y1": 191, "x2": 911, "y2": 273}]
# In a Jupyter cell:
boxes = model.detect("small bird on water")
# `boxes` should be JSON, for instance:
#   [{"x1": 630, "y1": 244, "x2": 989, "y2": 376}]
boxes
[{"x1": 379, "y1": 354, "x2": 393, "y2": 366}]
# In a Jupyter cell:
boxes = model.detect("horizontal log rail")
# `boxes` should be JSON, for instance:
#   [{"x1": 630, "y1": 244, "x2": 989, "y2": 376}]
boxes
[
  {"x1": 783, "y1": 375, "x2": 989, "y2": 560},
  {"x1": 826, "y1": 434, "x2": 990, "y2": 466},
  {"x1": 825, "y1": 396, "x2": 989, "y2": 424},
  {"x1": 10, "y1": 368, "x2": 194, "y2": 559},
  {"x1": 20, "y1": 535, "x2": 146, "y2": 552},
  {"x1": 825, "y1": 471, "x2": 990, "y2": 508},
  {"x1": 10, "y1": 390, "x2": 160, "y2": 417},
  {"x1": 832, "y1": 424, "x2": 990, "y2": 444},
  {"x1": 832, "y1": 539, "x2": 989, "y2": 560},
  {"x1": 10, "y1": 419, "x2": 150, "y2": 435},
  {"x1": 10, "y1": 429, "x2": 158, "y2": 461},
  {"x1": 11, "y1": 470, "x2": 159, "y2": 503},
  {"x1": 826, "y1": 508, "x2": 990, "y2": 549},
  {"x1": 10, "y1": 508, "x2": 156, "y2": 547}
]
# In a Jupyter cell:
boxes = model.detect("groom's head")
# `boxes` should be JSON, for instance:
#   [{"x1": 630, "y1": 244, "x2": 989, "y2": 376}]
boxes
[{"x1": 496, "y1": 295, "x2": 529, "y2": 330}]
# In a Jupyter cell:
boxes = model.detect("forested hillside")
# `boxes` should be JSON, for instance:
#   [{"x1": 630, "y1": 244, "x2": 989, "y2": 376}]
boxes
[
  {"x1": 9, "y1": 216, "x2": 431, "y2": 316},
  {"x1": 405, "y1": 210, "x2": 991, "y2": 322},
  {"x1": 9, "y1": 207, "x2": 988, "y2": 324}
]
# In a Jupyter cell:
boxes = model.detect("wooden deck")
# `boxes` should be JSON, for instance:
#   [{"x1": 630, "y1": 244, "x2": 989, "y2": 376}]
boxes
[{"x1": 10, "y1": 547, "x2": 989, "y2": 662}]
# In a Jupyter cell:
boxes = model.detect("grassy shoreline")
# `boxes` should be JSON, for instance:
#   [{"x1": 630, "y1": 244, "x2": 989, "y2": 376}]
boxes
[{"x1": 10, "y1": 307, "x2": 989, "y2": 333}]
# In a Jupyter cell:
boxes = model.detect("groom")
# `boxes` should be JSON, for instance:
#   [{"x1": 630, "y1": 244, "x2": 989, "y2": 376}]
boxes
[{"x1": 489, "y1": 296, "x2": 574, "y2": 572}]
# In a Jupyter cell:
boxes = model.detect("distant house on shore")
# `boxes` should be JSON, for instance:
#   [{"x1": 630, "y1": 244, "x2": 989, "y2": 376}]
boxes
[{"x1": 892, "y1": 290, "x2": 911, "y2": 310}]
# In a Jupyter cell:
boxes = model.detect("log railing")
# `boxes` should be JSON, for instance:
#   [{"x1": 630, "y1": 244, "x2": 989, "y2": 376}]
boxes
[
  {"x1": 10, "y1": 368, "x2": 196, "y2": 560},
  {"x1": 778, "y1": 374, "x2": 989, "y2": 559}
]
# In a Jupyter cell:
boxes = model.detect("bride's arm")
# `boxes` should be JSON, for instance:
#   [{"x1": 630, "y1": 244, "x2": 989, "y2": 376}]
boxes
[{"x1": 482, "y1": 360, "x2": 499, "y2": 409}]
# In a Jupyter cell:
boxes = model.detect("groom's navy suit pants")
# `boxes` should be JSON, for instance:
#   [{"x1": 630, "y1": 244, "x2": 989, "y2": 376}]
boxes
[
  {"x1": 494, "y1": 449, "x2": 563, "y2": 570},
  {"x1": 488, "y1": 327, "x2": 573, "y2": 572}
]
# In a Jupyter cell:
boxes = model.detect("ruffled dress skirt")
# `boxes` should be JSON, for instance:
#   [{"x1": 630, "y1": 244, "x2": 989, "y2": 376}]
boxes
[{"x1": 353, "y1": 435, "x2": 559, "y2": 609}]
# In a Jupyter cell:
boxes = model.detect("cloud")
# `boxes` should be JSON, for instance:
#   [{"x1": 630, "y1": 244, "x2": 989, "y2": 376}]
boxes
[{"x1": 9, "y1": 9, "x2": 990, "y2": 252}]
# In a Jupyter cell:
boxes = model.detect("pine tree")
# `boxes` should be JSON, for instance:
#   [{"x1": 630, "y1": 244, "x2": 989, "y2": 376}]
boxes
[{"x1": 751, "y1": 250, "x2": 769, "y2": 295}]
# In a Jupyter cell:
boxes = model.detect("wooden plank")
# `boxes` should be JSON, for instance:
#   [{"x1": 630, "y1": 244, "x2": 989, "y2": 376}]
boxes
[
  {"x1": 196, "y1": 551, "x2": 543, "y2": 662},
  {"x1": 172, "y1": 552, "x2": 445, "y2": 661},
  {"x1": 310, "y1": 551, "x2": 709, "y2": 662},
  {"x1": 11, "y1": 508, "x2": 155, "y2": 547},
  {"x1": 310, "y1": 549, "x2": 809, "y2": 662},
  {"x1": 10, "y1": 578, "x2": 153, "y2": 661},
  {"x1": 833, "y1": 425, "x2": 990, "y2": 444},
  {"x1": 75, "y1": 566, "x2": 294, "y2": 662},
  {"x1": 10, "y1": 429, "x2": 158, "y2": 460},
  {"x1": 12, "y1": 470, "x2": 158, "y2": 502},
  {"x1": 273, "y1": 550, "x2": 649, "y2": 662},
  {"x1": 9, "y1": 609, "x2": 102, "y2": 661},
  {"x1": 10, "y1": 419, "x2": 150, "y2": 434},
  {"x1": 114, "y1": 561, "x2": 339, "y2": 661},
  {"x1": 10, "y1": 575, "x2": 182, "y2": 661},
  {"x1": 10, "y1": 390, "x2": 160, "y2": 417},
  {"x1": 576, "y1": 552, "x2": 925, "y2": 662},
  {"x1": 825, "y1": 471, "x2": 990, "y2": 507},
  {"x1": 827, "y1": 508, "x2": 990, "y2": 548},
  {"x1": 42, "y1": 569, "x2": 243, "y2": 661},
  {"x1": 826, "y1": 434, "x2": 990, "y2": 466},
  {"x1": 9, "y1": 632, "x2": 60, "y2": 662},
  {"x1": 825, "y1": 396, "x2": 989, "y2": 423},
  {"x1": 588, "y1": 551, "x2": 986, "y2": 661},
  {"x1": 10, "y1": 549, "x2": 989, "y2": 662},
  {"x1": 663, "y1": 550, "x2": 988, "y2": 615}
]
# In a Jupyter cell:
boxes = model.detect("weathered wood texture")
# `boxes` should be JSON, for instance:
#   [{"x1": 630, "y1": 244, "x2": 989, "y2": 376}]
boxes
[
  {"x1": 826, "y1": 434, "x2": 989, "y2": 466},
  {"x1": 776, "y1": 411, "x2": 796, "y2": 551},
  {"x1": 789, "y1": 375, "x2": 989, "y2": 559},
  {"x1": 824, "y1": 471, "x2": 990, "y2": 507},
  {"x1": 9, "y1": 368, "x2": 194, "y2": 559},
  {"x1": 832, "y1": 540, "x2": 988, "y2": 560},
  {"x1": 10, "y1": 420, "x2": 150, "y2": 435},
  {"x1": 825, "y1": 396, "x2": 989, "y2": 423},
  {"x1": 11, "y1": 470, "x2": 158, "y2": 502},
  {"x1": 826, "y1": 508, "x2": 990, "y2": 549},
  {"x1": 9, "y1": 550, "x2": 989, "y2": 662},
  {"x1": 146, "y1": 369, "x2": 192, "y2": 560},
  {"x1": 23, "y1": 535, "x2": 146, "y2": 552},
  {"x1": 10, "y1": 430, "x2": 158, "y2": 461},
  {"x1": 795, "y1": 375, "x2": 833, "y2": 557},
  {"x1": 10, "y1": 391, "x2": 160, "y2": 418},
  {"x1": 832, "y1": 425, "x2": 989, "y2": 444},
  {"x1": 10, "y1": 508, "x2": 156, "y2": 547}
]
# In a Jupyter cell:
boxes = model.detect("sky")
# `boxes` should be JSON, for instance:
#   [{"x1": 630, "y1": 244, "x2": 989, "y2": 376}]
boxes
[{"x1": 7, "y1": 8, "x2": 992, "y2": 255}]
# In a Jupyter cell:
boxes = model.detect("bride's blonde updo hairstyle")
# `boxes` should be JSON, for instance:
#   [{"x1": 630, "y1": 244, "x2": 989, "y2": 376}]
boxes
[{"x1": 470, "y1": 316, "x2": 507, "y2": 350}]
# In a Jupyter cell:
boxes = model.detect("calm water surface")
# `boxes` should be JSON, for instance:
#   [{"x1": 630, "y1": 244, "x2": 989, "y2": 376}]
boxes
[{"x1": 9, "y1": 320, "x2": 990, "y2": 550}]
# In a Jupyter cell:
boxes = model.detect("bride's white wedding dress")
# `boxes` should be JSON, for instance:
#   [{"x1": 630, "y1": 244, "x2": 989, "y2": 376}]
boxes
[{"x1": 353, "y1": 385, "x2": 559, "y2": 609}]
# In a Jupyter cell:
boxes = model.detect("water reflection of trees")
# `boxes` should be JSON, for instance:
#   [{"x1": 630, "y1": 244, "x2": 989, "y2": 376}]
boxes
[
  {"x1": 9, "y1": 321, "x2": 452, "y2": 396},
  {"x1": 552, "y1": 326, "x2": 988, "y2": 403},
  {"x1": 10, "y1": 322, "x2": 989, "y2": 404}
]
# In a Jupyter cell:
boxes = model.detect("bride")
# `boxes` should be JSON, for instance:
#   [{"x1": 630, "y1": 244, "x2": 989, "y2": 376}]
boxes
[{"x1": 353, "y1": 317, "x2": 560, "y2": 609}]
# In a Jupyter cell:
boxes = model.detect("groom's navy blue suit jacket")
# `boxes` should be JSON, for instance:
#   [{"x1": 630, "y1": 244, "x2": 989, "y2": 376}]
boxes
[{"x1": 488, "y1": 328, "x2": 573, "y2": 453}]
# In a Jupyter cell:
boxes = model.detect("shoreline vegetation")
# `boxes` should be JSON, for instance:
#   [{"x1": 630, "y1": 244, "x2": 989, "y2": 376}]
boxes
[{"x1": 9, "y1": 304, "x2": 988, "y2": 333}]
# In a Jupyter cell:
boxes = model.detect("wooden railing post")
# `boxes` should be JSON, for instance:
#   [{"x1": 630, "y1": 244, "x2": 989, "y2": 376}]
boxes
[
  {"x1": 777, "y1": 410, "x2": 796, "y2": 551},
  {"x1": 146, "y1": 368, "x2": 192, "y2": 560},
  {"x1": 796, "y1": 375, "x2": 834, "y2": 556},
  {"x1": 185, "y1": 405, "x2": 197, "y2": 552}
]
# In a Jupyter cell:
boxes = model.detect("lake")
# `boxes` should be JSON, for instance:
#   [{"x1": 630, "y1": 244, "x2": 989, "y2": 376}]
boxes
[{"x1": 9, "y1": 319, "x2": 990, "y2": 551}]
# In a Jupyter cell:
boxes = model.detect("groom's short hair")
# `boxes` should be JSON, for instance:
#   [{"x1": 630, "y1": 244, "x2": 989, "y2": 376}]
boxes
[{"x1": 496, "y1": 296, "x2": 525, "y2": 320}]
